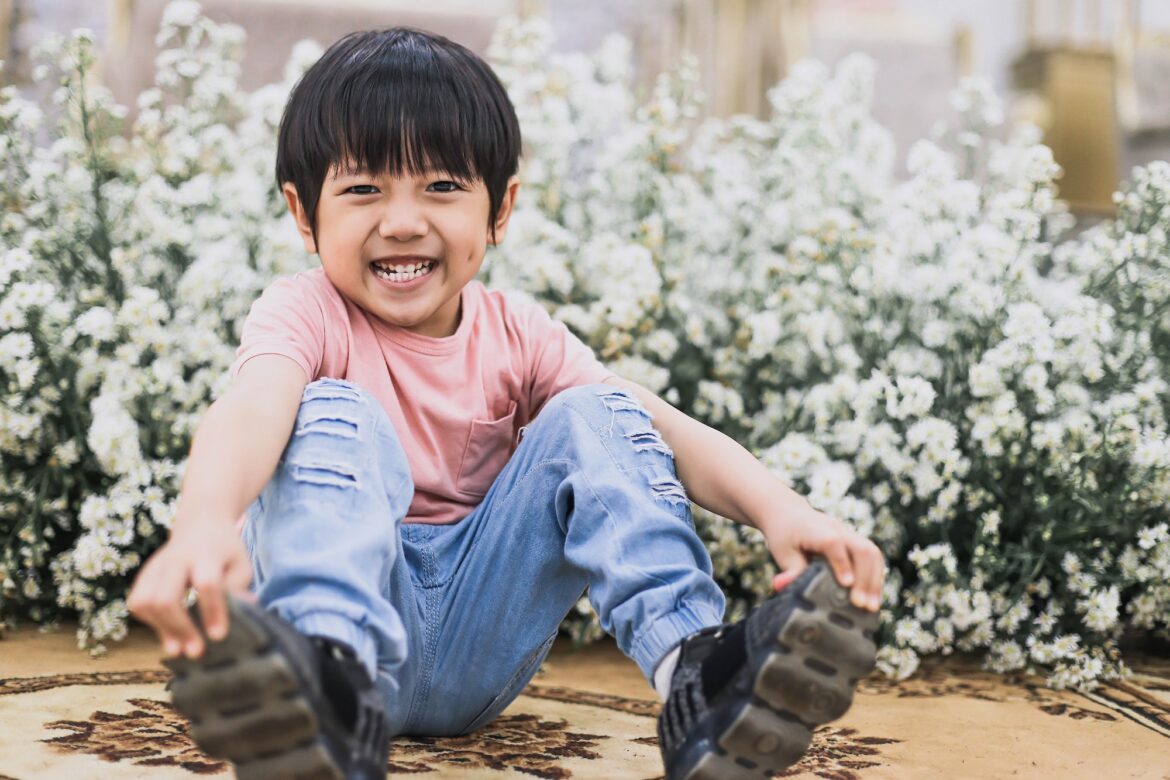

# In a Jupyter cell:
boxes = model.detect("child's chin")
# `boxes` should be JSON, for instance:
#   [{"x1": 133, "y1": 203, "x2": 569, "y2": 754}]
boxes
[{"x1": 380, "y1": 308, "x2": 434, "y2": 331}]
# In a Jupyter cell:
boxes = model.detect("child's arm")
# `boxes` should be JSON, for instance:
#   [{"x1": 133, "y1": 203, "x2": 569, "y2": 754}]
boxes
[
  {"x1": 128, "y1": 354, "x2": 308, "y2": 658},
  {"x1": 603, "y1": 376, "x2": 885, "y2": 612}
]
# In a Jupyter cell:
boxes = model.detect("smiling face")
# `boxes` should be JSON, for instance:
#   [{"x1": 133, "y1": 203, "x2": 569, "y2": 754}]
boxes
[
  {"x1": 273, "y1": 27, "x2": 523, "y2": 335},
  {"x1": 283, "y1": 168, "x2": 518, "y2": 338}
]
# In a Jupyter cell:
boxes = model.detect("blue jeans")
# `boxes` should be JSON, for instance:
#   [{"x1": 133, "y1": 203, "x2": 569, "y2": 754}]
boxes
[{"x1": 242, "y1": 378, "x2": 725, "y2": 736}]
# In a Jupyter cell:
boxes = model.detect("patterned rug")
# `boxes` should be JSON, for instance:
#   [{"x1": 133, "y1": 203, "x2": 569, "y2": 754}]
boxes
[{"x1": 1, "y1": 628, "x2": 1168, "y2": 779}]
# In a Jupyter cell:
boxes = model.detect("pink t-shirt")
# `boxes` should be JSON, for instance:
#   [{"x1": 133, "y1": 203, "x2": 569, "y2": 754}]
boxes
[{"x1": 230, "y1": 268, "x2": 614, "y2": 525}]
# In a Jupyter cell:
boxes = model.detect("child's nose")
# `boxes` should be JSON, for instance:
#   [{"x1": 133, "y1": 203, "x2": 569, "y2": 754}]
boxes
[{"x1": 377, "y1": 202, "x2": 429, "y2": 241}]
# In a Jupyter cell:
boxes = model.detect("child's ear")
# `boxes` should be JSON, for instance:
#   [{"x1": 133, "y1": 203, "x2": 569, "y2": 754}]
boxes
[
  {"x1": 281, "y1": 182, "x2": 318, "y2": 254},
  {"x1": 488, "y1": 176, "x2": 521, "y2": 245}
]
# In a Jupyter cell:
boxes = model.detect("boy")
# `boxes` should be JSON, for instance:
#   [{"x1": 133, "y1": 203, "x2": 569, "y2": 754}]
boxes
[{"x1": 128, "y1": 26, "x2": 885, "y2": 780}]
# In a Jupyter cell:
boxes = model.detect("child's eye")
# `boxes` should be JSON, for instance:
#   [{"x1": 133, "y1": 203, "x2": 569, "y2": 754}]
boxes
[
  {"x1": 345, "y1": 185, "x2": 379, "y2": 195},
  {"x1": 427, "y1": 181, "x2": 463, "y2": 194}
]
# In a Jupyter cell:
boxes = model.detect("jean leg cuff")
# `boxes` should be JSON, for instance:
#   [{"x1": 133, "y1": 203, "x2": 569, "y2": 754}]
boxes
[
  {"x1": 292, "y1": 611, "x2": 378, "y2": 680},
  {"x1": 628, "y1": 602, "x2": 724, "y2": 680}
]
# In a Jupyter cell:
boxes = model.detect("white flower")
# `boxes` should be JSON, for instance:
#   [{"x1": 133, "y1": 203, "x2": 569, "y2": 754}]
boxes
[
  {"x1": 1137, "y1": 524, "x2": 1168, "y2": 550},
  {"x1": 763, "y1": 433, "x2": 828, "y2": 482},
  {"x1": 981, "y1": 510, "x2": 1001, "y2": 536},
  {"x1": 909, "y1": 462, "x2": 943, "y2": 499},
  {"x1": 644, "y1": 329, "x2": 679, "y2": 362},
  {"x1": 87, "y1": 598, "x2": 130, "y2": 642},
  {"x1": 806, "y1": 461, "x2": 855, "y2": 510},
  {"x1": 921, "y1": 320, "x2": 950, "y2": 348},
  {"x1": 0, "y1": 333, "x2": 33, "y2": 368},
  {"x1": 908, "y1": 543, "x2": 958, "y2": 580},
  {"x1": 1078, "y1": 587, "x2": 1121, "y2": 633},
  {"x1": 876, "y1": 645, "x2": 920, "y2": 681},
  {"x1": 51, "y1": 441, "x2": 80, "y2": 467},
  {"x1": 1128, "y1": 593, "x2": 1159, "y2": 628},
  {"x1": 969, "y1": 363, "x2": 1003, "y2": 398},
  {"x1": 884, "y1": 376, "x2": 936, "y2": 420},
  {"x1": 0, "y1": 247, "x2": 34, "y2": 286},
  {"x1": 1020, "y1": 363, "x2": 1048, "y2": 394},
  {"x1": 159, "y1": 0, "x2": 203, "y2": 30},
  {"x1": 906, "y1": 418, "x2": 958, "y2": 461},
  {"x1": 988, "y1": 640, "x2": 1026, "y2": 672},
  {"x1": 694, "y1": 380, "x2": 744, "y2": 426},
  {"x1": 87, "y1": 393, "x2": 144, "y2": 475},
  {"x1": 71, "y1": 535, "x2": 122, "y2": 579},
  {"x1": 995, "y1": 598, "x2": 1031, "y2": 633},
  {"x1": 76, "y1": 307, "x2": 117, "y2": 341},
  {"x1": 746, "y1": 310, "x2": 782, "y2": 359},
  {"x1": 1068, "y1": 571, "x2": 1097, "y2": 595}
]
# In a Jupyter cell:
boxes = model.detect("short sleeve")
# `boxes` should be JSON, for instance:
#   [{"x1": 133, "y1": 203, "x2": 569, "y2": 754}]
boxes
[
  {"x1": 230, "y1": 274, "x2": 327, "y2": 382},
  {"x1": 524, "y1": 301, "x2": 614, "y2": 412}
]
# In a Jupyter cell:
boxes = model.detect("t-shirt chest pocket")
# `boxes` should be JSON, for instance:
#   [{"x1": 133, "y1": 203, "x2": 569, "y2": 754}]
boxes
[{"x1": 456, "y1": 400, "x2": 518, "y2": 498}]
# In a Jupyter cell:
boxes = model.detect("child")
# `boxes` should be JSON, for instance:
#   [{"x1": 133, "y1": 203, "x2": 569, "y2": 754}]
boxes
[{"x1": 127, "y1": 26, "x2": 885, "y2": 780}]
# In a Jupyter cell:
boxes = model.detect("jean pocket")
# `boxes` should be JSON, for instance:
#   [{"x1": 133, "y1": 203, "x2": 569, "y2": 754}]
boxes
[
  {"x1": 458, "y1": 629, "x2": 558, "y2": 735},
  {"x1": 455, "y1": 400, "x2": 517, "y2": 498}
]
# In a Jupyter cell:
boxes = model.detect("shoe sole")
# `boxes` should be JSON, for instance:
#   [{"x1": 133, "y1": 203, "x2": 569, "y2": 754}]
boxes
[
  {"x1": 164, "y1": 599, "x2": 346, "y2": 780},
  {"x1": 680, "y1": 561, "x2": 879, "y2": 780}
]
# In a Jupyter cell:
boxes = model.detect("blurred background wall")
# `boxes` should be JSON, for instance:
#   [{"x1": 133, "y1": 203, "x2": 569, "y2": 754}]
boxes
[{"x1": 2, "y1": 0, "x2": 1168, "y2": 215}]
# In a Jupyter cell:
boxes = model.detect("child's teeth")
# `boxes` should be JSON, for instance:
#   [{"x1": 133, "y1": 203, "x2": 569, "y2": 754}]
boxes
[{"x1": 374, "y1": 261, "x2": 433, "y2": 281}]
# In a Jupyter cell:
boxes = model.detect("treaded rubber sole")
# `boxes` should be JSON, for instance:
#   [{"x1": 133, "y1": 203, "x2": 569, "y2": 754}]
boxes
[
  {"x1": 164, "y1": 600, "x2": 345, "y2": 780},
  {"x1": 680, "y1": 561, "x2": 879, "y2": 780}
]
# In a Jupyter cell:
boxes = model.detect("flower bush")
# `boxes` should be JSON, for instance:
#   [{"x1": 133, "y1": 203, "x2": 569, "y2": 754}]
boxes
[
  {"x1": 1, "y1": 3, "x2": 1166, "y2": 686},
  {"x1": 0, "y1": 5, "x2": 319, "y2": 648},
  {"x1": 485, "y1": 19, "x2": 1170, "y2": 687}
]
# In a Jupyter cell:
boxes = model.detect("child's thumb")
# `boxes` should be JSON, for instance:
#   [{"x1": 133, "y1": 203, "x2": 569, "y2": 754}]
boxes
[
  {"x1": 225, "y1": 556, "x2": 255, "y2": 602},
  {"x1": 771, "y1": 552, "x2": 808, "y2": 592},
  {"x1": 772, "y1": 570, "x2": 799, "y2": 592}
]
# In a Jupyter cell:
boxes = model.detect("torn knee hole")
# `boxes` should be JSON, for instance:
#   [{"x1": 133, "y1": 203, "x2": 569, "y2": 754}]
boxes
[
  {"x1": 597, "y1": 389, "x2": 653, "y2": 436},
  {"x1": 598, "y1": 389, "x2": 651, "y2": 416},
  {"x1": 648, "y1": 475, "x2": 689, "y2": 506},
  {"x1": 295, "y1": 413, "x2": 359, "y2": 439},
  {"x1": 303, "y1": 380, "x2": 363, "y2": 403},
  {"x1": 288, "y1": 461, "x2": 359, "y2": 489},
  {"x1": 626, "y1": 429, "x2": 674, "y2": 457}
]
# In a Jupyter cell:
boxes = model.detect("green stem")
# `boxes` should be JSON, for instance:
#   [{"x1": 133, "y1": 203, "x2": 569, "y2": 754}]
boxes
[
  {"x1": 74, "y1": 55, "x2": 124, "y2": 305},
  {"x1": 5, "y1": 468, "x2": 49, "y2": 547}
]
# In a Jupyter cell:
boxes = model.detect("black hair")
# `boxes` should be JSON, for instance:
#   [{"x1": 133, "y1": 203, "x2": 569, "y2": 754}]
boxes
[{"x1": 275, "y1": 27, "x2": 521, "y2": 244}]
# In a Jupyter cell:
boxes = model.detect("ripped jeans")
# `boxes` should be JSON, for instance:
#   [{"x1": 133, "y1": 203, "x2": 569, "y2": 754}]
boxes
[{"x1": 241, "y1": 379, "x2": 725, "y2": 736}]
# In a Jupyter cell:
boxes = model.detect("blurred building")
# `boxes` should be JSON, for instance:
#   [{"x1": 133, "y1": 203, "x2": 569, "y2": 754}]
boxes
[
  {"x1": 3, "y1": 0, "x2": 1168, "y2": 212},
  {"x1": 1011, "y1": 0, "x2": 1170, "y2": 212}
]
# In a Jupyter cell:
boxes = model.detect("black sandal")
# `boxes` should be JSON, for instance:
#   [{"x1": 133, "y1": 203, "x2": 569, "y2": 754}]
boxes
[
  {"x1": 658, "y1": 558, "x2": 880, "y2": 779},
  {"x1": 164, "y1": 597, "x2": 389, "y2": 780}
]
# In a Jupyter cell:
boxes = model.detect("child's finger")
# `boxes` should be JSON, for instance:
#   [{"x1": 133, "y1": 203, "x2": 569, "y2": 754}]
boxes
[
  {"x1": 142, "y1": 564, "x2": 202, "y2": 657},
  {"x1": 224, "y1": 553, "x2": 257, "y2": 606},
  {"x1": 772, "y1": 570, "x2": 799, "y2": 592},
  {"x1": 193, "y1": 560, "x2": 228, "y2": 644},
  {"x1": 224, "y1": 551, "x2": 254, "y2": 595},
  {"x1": 128, "y1": 566, "x2": 179, "y2": 655},
  {"x1": 820, "y1": 541, "x2": 856, "y2": 596},
  {"x1": 770, "y1": 549, "x2": 808, "y2": 592},
  {"x1": 850, "y1": 542, "x2": 885, "y2": 612}
]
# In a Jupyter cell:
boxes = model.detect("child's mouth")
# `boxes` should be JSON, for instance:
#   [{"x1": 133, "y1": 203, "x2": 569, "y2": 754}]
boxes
[{"x1": 370, "y1": 259, "x2": 438, "y2": 284}]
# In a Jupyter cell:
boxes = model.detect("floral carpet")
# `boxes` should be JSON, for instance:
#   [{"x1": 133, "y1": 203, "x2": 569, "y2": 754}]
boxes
[{"x1": 0, "y1": 627, "x2": 1167, "y2": 779}]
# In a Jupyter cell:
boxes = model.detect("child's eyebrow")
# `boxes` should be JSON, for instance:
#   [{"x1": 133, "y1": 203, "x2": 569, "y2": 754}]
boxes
[
  {"x1": 329, "y1": 165, "x2": 371, "y2": 181},
  {"x1": 326, "y1": 163, "x2": 473, "y2": 183}
]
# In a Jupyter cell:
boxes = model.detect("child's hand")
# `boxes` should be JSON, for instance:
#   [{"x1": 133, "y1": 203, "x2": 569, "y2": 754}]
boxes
[
  {"x1": 127, "y1": 521, "x2": 254, "y2": 659},
  {"x1": 761, "y1": 505, "x2": 886, "y2": 613}
]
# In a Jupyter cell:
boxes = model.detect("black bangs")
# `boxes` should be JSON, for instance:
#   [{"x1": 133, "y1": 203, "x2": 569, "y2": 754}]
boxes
[{"x1": 276, "y1": 28, "x2": 521, "y2": 242}]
